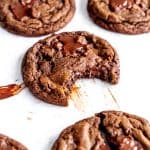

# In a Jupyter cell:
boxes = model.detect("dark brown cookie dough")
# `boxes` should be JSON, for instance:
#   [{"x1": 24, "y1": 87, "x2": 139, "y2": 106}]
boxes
[
  {"x1": 22, "y1": 31, "x2": 120, "y2": 106},
  {"x1": 0, "y1": 134, "x2": 27, "y2": 150},
  {"x1": 52, "y1": 111, "x2": 150, "y2": 150},
  {"x1": 0, "y1": 0, "x2": 75, "y2": 36},
  {"x1": 88, "y1": 0, "x2": 150, "y2": 34}
]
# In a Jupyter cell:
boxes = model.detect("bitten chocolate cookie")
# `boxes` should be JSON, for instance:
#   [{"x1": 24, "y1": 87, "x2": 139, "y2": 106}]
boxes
[
  {"x1": 0, "y1": 134, "x2": 27, "y2": 150},
  {"x1": 0, "y1": 0, "x2": 75, "y2": 36},
  {"x1": 52, "y1": 111, "x2": 150, "y2": 149},
  {"x1": 88, "y1": 0, "x2": 150, "y2": 34},
  {"x1": 22, "y1": 31, "x2": 120, "y2": 106}
]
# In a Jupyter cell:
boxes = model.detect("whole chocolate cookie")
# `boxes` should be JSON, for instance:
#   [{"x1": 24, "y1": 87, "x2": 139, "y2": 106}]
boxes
[
  {"x1": 22, "y1": 31, "x2": 120, "y2": 106},
  {"x1": 52, "y1": 111, "x2": 150, "y2": 149},
  {"x1": 0, "y1": 0, "x2": 75, "y2": 36},
  {"x1": 0, "y1": 134, "x2": 27, "y2": 150},
  {"x1": 88, "y1": 0, "x2": 150, "y2": 34}
]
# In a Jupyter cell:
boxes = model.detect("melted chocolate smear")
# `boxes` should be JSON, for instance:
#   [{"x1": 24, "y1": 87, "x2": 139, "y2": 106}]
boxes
[
  {"x1": 0, "y1": 83, "x2": 25, "y2": 100},
  {"x1": 10, "y1": 0, "x2": 38, "y2": 20},
  {"x1": 10, "y1": 3, "x2": 28, "y2": 20},
  {"x1": 59, "y1": 35, "x2": 83, "y2": 55}
]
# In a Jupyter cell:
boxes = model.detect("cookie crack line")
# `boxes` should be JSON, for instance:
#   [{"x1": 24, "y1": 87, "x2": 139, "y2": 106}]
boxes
[
  {"x1": 52, "y1": 111, "x2": 150, "y2": 150},
  {"x1": 0, "y1": 0, "x2": 76, "y2": 36},
  {"x1": 0, "y1": 31, "x2": 120, "y2": 107}
]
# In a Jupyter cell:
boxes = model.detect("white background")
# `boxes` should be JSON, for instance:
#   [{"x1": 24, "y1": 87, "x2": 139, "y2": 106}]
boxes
[{"x1": 0, "y1": 0, "x2": 150, "y2": 149}]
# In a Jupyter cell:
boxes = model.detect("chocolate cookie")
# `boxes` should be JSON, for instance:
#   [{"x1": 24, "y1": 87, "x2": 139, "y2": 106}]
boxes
[
  {"x1": 22, "y1": 31, "x2": 120, "y2": 106},
  {"x1": 0, "y1": 134, "x2": 27, "y2": 150},
  {"x1": 52, "y1": 110, "x2": 150, "y2": 149},
  {"x1": 88, "y1": 0, "x2": 150, "y2": 34},
  {"x1": 0, "y1": 0, "x2": 75, "y2": 36}
]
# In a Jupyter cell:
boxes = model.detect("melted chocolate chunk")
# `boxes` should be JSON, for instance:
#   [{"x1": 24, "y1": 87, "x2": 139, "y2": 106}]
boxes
[
  {"x1": 10, "y1": 3, "x2": 28, "y2": 20},
  {"x1": 10, "y1": 0, "x2": 38, "y2": 20},
  {"x1": 59, "y1": 35, "x2": 83, "y2": 56}
]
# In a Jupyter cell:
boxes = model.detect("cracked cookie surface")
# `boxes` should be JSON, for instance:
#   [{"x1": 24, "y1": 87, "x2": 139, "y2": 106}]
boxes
[
  {"x1": 22, "y1": 31, "x2": 120, "y2": 106},
  {"x1": 88, "y1": 0, "x2": 150, "y2": 34},
  {"x1": 52, "y1": 111, "x2": 150, "y2": 150},
  {"x1": 0, "y1": 0, "x2": 75, "y2": 36},
  {"x1": 0, "y1": 134, "x2": 27, "y2": 150}
]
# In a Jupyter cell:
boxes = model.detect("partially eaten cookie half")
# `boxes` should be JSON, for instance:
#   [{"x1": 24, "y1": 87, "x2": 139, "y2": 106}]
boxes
[
  {"x1": 22, "y1": 31, "x2": 120, "y2": 106},
  {"x1": 52, "y1": 110, "x2": 150, "y2": 149}
]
